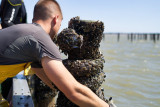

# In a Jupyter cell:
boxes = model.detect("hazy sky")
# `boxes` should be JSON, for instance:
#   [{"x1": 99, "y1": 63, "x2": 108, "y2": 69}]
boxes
[{"x1": 3, "y1": 0, "x2": 160, "y2": 33}]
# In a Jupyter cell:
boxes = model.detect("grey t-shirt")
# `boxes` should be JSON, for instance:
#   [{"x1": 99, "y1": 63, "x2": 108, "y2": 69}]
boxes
[{"x1": 0, "y1": 23, "x2": 62, "y2": 66}]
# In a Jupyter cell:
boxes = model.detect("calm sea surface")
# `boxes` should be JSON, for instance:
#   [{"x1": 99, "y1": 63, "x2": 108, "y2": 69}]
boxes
[{"x1": 101, "y1": 34, "x2": 160, "y2": 107}]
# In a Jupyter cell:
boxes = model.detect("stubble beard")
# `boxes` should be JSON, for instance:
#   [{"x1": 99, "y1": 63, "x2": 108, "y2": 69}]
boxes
[{"x1": 49, "y1": 29, "x2": 57, "y2": 40}]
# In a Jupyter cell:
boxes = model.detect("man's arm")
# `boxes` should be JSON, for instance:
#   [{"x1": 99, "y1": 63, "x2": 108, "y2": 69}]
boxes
[
  {"x1": 41, "y1": 56, "x2": 109, "y2": 107},
  {"x1": 31, "y1": 68, "x2": 55, "y2": 90}
]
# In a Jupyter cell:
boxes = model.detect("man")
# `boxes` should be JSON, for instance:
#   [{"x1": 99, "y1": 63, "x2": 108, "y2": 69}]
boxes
[
  {"x1": 0, "y1": 0, "x2": 109, "y2": 106},
  {"x1": 0, "y1": 0, "x2": 27, "y2": 28}
]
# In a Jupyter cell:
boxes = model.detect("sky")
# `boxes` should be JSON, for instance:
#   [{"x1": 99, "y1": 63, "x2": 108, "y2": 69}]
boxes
[{"x1": 2, "y1": 0, "x2": 160, "y2": 33}]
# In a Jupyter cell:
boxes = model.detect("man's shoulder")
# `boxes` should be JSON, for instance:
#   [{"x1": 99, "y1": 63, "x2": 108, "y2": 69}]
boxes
[
  {"x1": 14, "y1": 23, "x2": 41, "y2": 32},
  {"x1": 4, "y1": 23, "x2": 44, "y2": 38}
]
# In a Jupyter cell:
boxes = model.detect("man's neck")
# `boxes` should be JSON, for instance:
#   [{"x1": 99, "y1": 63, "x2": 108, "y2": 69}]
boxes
[{"x1": 33, "y1": 20, "x2": 51, "y2": 34}]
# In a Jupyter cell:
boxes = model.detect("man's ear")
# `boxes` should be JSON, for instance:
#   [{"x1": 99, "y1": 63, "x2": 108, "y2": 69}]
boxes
[{"x1": 52, "y1": 15, "x2": 59, "y2": 25}]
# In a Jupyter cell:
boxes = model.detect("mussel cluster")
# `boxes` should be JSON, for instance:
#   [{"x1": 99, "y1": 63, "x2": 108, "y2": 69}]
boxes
[
  {"x1": 56, "y1": 16, "x2": 107, "y2": 107},
  {"x1": 27, "y1": 75, "x2": 58, "y2": 107}
]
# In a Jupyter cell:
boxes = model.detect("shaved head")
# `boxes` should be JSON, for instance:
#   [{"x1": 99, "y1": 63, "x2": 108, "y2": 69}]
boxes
[{"x1": 33, "y1": 0, "x2": 63, "y2": 21}]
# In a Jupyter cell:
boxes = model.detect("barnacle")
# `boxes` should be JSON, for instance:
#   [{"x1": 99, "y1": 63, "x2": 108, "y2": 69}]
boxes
[
  {"x1": 28, "y1": 75, "x2": 58, "y2": 107},
  {"x1": 68, "y1": 16, "x2": 104, "y2": 47},
  {"x1": 63, "y1": 57, "x2": 105, "y2": 77},
  {"x1": 56, "y1": 17, "x2": 106, "y2": 107},
  {"x1": 57, "y1": 28, "x2": 83, "y2": 57}
]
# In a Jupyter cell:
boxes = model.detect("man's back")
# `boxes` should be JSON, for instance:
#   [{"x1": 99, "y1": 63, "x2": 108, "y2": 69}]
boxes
[
  {"x1": 0, "y1": 24, "x2": 39, "y2": 52},
  {"x1": 0, "y1": 23, "x2": 61, "y2": 65}
]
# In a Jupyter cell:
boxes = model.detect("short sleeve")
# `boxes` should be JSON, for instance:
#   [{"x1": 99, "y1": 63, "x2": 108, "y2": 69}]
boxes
[{"x1": 32, "y1": 30, "x2": 62, "y2": 62}]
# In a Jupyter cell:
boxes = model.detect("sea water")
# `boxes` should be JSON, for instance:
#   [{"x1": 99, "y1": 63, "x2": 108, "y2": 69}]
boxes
[{"x1": 101, "y1": 34, "x2": 160, "y2": 107}]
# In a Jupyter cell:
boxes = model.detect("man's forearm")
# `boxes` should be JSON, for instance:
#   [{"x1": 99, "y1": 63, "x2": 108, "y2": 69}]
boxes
[
  {"x1": 33, "y1": 67, "x2": 109, "y2": 107},
  {"x1": 41, "y1": 57, "x2": 109, "y2": 107},
  {"x1": 71, "y1": 82, "x2": 109, "y2": 107}
]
